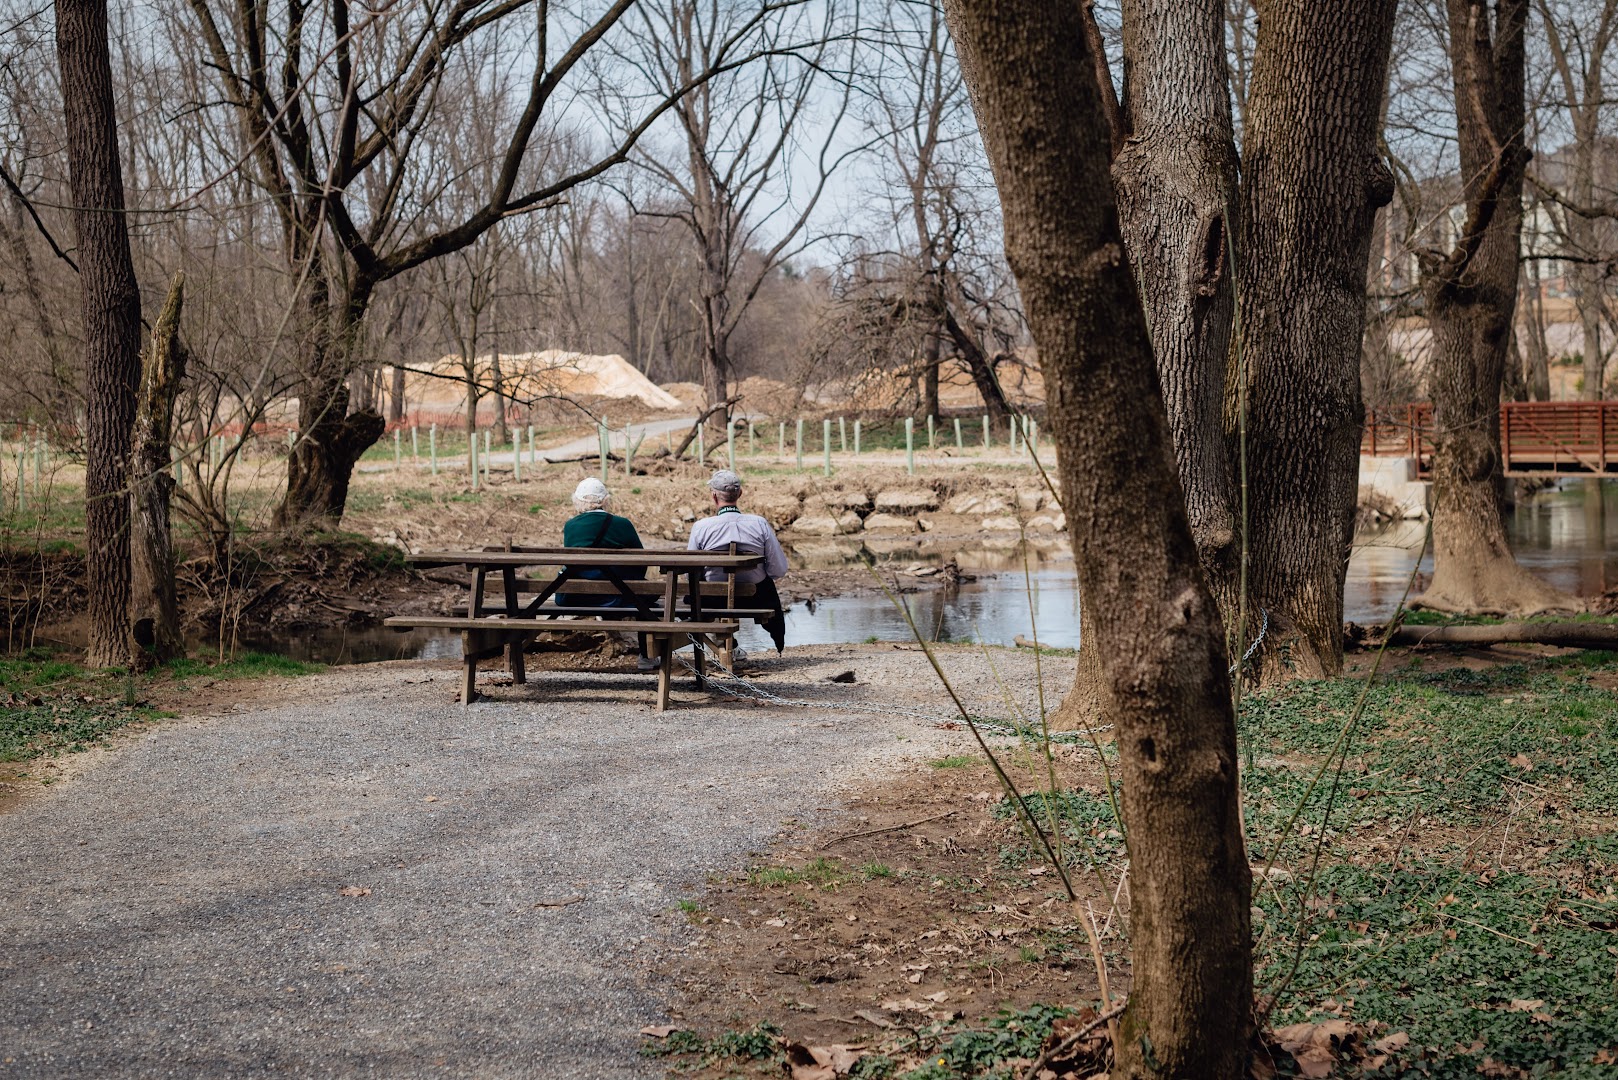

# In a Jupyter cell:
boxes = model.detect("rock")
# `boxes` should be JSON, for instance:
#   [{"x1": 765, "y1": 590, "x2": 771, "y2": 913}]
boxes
[
  {"x1": 862, "y1": 513, "x2": 916, "y2": 532},
  {"x1": 917, "y1": 517, "x2": 935, "y2": 532},
  {"x1": 946, "y1": 493, "x2": 1011, "y2": 515},
  {"x1": 875, "y1": 489, "x2": 938, "y2": 512},
  {"x1": 1015, "y1": 489, "x2": 1044, "y2": 512},
  {"x1": 793, "y1": 512, "x2": 861, "y2": 536},
  {"x1": 1026, "y1": 513, "x2": 1065, "y2": 533},
  {"x1": 828, "y1": 670, "x2": 857, "y2": 683},
  {"x1": 980, "y1": 515, "x2": 1021, "y2": 532},
  {"x1": 821, "y1": 490, "x2": 871, "y2": 511},
  {"x1": 677, "y1": 505, "x2": 696, "y2": 523},
  {"x1": 748, "y1": 496, "x2": 801, "y2": 529}
]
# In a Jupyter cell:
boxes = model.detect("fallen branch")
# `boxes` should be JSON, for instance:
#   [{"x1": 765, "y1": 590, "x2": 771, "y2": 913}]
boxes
[
  {"x1": 823, "y1": 808, "x2": 958, "y2": 845},
  {"x1": 1386, "y1": 621, "x2": 1618, "y2": 650}
]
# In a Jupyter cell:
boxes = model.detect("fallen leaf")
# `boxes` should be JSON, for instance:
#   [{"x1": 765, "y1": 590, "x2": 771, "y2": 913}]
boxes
[
  {"x1": 338, "y1": 886, "x2": 371, "y2": 897},
  {"x1": 639, "y1": 1025, "x2": 678, "y2": 1038},
  {"x1": 1506, "y1": 999, "x2": 1545, "y2": 1012},
  {"x1": 784, "y1": 1041, "x2": 867, "y2": 1079},
  {"x1": 925, "y1": 991, "x2": 949, "y2": 1003},
  {"x1": 1373, "y1": 1032, "x2": 1410, "y2": 1054},
  {"x1": 1508, "y1": 754, "x2": 1532, "y2": 771}
]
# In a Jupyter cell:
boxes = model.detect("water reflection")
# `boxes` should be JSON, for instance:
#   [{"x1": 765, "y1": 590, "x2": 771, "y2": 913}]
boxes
[{"x1": 257, "y1": 482, "x2": 1617, "y2": 662}]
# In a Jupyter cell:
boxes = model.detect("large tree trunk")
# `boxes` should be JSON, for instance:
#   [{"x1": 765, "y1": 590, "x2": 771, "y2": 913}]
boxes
[
  {"x1": 1054, "y1": 0, "x2": 1239, "y2": 734},
  {"x1": 1417, "y1": 0, "x2": 1577, "y2": 616},
  {"x1": 131, "y1": 275, "x2": 187, "y2": 666},
  {"x1": 1113, "y1": 0, "x2": 1239, "y2": 587},
  {"x1": 944, "y1": 3, "x2": 1252, "y2": 1077},
  {"x1": 57, "y1": 0, "x2": 143, "y2": 668},
  {"x1": 1236, "y1": 0, "x2": 1398, "y2": 681},
  {"x1": 275, "y1": 286, "x2": 385, "y2": 528}
]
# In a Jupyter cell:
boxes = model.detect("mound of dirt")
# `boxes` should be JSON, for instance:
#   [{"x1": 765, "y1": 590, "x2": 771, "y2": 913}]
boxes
[
  {"x1": 733, "y1": 376, "x2": 802, "y2": 417},
  {"x1": 659, "y1": 382, "x2": 706, "y2": 410}
]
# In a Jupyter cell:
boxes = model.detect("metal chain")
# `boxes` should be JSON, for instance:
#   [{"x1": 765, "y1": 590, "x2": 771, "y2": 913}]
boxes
[{"x1": 1228, "y1": 607, "x2": 1269, "y2": 675}]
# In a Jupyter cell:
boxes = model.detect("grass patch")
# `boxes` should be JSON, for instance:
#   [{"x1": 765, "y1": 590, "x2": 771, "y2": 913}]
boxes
[
  {"x1": 0, "y1": 646, "x2": 319, "y2": 763},
  {"x1": 640, "y1": 1022, "x2": 782, "y2": 1066},
  {"x1": 977, "y1": 652, "x2": 1618, "y2": 1075},
  {"x1": 1258, "y1": 860, "x2": 1618, "y2": 1078},
  {"x1": 747, "y1": 857, "x2": 844, "y2": 889},
  {"x1": 929, "y1": 754, "x2": 977, "y2": 769},
  {"x1": 163, "y1": 651, "x2": 322, "y2": 681}
]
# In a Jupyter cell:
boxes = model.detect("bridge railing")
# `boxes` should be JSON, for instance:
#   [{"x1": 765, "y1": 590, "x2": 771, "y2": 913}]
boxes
[{"x1": 1363, "y1": 401, "x2": 1618, "y2": 477}]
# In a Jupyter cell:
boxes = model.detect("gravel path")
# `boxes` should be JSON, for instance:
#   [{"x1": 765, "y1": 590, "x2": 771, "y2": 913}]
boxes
[{"x1": 1, "y1": 646, "x2": 1062, "y2": 1079}]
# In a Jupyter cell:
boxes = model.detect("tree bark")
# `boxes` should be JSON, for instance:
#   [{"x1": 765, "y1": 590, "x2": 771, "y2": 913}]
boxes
[
  {"x1": 1113, "y1": 0, "x2": 1239, "y2": 588},
  {"x1": 1389, "y1": 621, "x2": 1618, "y2": 648},
  {"x1": 921, "y1": 330, "x2": 941, "y2": 420},
  {"x1": 1417, "y1": 0, "x2": 1578, "y2": 616},
  {"x1": 131, "y1": 274, "x2": 187, "y2": 666},
  {"x1": 490, "y1": 349, "x2": 509, "y2": 446},
  {"x1": 388, "y1": 363, "x2": 406, "y2": 424},
  {"x1": 275, "y1": 281, "x2": 386, "y2": 528},
  {"x1": 57, "y1": 0, "x2": 143, "y2": 668},
  {"x1": 943, "y1": 3, "x2": 1252, "y2": 1077},
  {"x1": 941, "y1": 304, "x2": 1011, "y2": 421},
  {"x1": 1054, "y1": 0, "x2": 1239, "y2": 733},
  {"x1": 1236, "y1": 0, "x2": 1398, "y2": 681}
]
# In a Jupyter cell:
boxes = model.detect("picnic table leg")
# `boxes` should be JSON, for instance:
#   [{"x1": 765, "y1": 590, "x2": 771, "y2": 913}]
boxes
[
  {"x1": 460, "y1": 632, "x2": 479, "y2": 705},
  {"x1": 655, "y1": 636, "x2": 673, "y2": 711},
  {"x1": 687, "y1": 569, "x2": 706, "y2": 687},
  {"x1": 508, "y1": 635, "x2": 527, "y2": 684}
]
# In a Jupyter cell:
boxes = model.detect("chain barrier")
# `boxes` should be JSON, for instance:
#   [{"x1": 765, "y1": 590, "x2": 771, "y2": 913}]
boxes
[{"x1": 1228, "y1": 607, "x2": 1269, "y2": 675}]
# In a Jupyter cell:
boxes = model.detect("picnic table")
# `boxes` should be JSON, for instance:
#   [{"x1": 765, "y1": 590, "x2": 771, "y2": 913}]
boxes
[{"x1": 384, "y1": 546, "x2": 767, "y2": 708}]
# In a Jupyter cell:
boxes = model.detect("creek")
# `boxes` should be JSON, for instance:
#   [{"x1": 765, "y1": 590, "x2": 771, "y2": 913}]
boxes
[{"x1": 245, "y1": 481, "x2": 1616, "y2": 664}]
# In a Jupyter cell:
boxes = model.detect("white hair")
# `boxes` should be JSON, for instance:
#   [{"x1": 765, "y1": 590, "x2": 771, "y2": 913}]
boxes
[{"x1": 572, "y1": 478, "x2": 612, "y2": 513}]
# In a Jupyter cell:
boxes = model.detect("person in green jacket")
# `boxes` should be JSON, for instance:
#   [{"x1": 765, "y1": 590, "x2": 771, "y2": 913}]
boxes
[{"x1": 561, "y1": 477, "x2": 655, "y2": 670}]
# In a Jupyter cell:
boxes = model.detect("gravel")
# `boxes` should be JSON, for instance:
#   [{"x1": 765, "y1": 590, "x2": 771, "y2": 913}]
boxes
[{"x1": 0, "y1": 646, "x2": 1063, "y2": 1079}]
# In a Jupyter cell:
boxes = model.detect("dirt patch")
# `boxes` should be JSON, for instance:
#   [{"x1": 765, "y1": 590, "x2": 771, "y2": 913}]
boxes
[{"x1": 656, "y1": 751, "x2": 1116, "y2": 1059}]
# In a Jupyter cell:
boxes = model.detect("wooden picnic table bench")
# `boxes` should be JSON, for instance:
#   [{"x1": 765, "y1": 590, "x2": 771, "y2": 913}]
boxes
[{"x1": 384, "y1": 545, "x2": 764, "y2": 709}]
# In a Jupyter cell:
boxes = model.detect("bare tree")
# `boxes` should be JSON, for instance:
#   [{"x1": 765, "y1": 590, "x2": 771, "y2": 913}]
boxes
[
  {"x1": 1417, "y1": 0, "x2": 1577, "y2": 614},
  {"x1": 1536, "y1": 0, "x2": 1618, "y2": 398},
  {"x1": 943, "y1": 2, "x2": 1252, "y2": 1077},
  {"x1": 1236, "y1": 0, "x2": 1399, "y2": 681},
  {"x1": 56, "y1": 0, "x2": 144, "y2": 668},
  {"x1": 181, "y1": 0, "x2": 792, "y2": 525},
  {"x1": 130, "y1": 275, "x2": 187, "y2": 665},
  {"x1": 624, "y1": 0, "x2": 855, "y2": 443},
  {"x1": 867, "y1": 0, "x2": 1014, "y2": 422}
]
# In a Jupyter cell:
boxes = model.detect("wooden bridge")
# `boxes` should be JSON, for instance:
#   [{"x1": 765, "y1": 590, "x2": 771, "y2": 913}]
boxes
[{"x1": 1363, "y1": 401, "x2": 1618, "y2": 478}]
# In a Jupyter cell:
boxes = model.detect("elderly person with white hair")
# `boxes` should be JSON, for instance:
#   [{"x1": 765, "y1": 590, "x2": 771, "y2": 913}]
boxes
[
  {"x1": 561, "y1": 477, "x2": 655, "y2": 669},
  {"x1": 687, "y1": 469, "x2": 789, "y2": 655}
]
